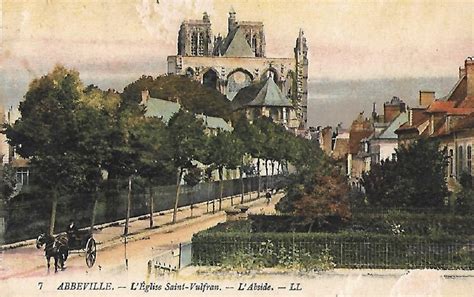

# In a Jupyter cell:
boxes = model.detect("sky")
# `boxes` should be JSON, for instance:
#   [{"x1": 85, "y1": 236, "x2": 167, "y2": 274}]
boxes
[{"x1": 0, "y1": 0, "x2": 472, "y2": 126}]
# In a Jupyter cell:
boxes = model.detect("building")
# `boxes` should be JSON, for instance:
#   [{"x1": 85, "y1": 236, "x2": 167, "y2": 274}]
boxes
[
  {"x1": 141, "y1": 90, "x2": 233, "y2": 134},
  {"x1": 391, "y1": 57, "x2": 474, "y2": 190},
  {"x1": 347, "y1": 97, "x2": 408, "y2": 185},
  {"x1": 0, "y1": 105, "x2": 8, "y2": 164},
  {"x1": 231, "y1": 77, "x2": 299, "y2": 129},
  {"x1": 167, "y1": 10, "x2": 308, "y2": 128}
]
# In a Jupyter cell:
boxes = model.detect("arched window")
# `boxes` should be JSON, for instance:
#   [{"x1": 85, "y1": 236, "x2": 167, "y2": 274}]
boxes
[
  {"x1": 252, "y1": 34, "x2": 257, "y2": 54},
  {"x1": 227, "y1": 69, "x2": 253, "y2": 100},
  {"x1": 198, "y1": 32, "x2": 204, "y2": 56},
  {"x1": 191, "y1": 32, "x2": 198, "y2": 56},
  {"x1": 203, "y1": 69, "x2": 218, "y2": 89}
]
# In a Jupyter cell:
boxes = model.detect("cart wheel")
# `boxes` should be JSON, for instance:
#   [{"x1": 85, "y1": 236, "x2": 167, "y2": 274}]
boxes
[{"x1": 85, "y1": 238, "x2": 96, "y2": 268}]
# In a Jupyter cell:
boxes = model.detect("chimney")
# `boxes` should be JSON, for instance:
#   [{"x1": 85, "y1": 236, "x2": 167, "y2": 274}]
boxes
[
  {"x1": 459, "y1": 66, "x2": 466, "y2": 79},
  {"x1": 384, "y1": 96, "x2": 405, "y2": 123},
  {"x1": 419, "y1": 91, "x2": 435, "y2": 107},
  {"x1": 141, "y1": 90, "x2": 150, "y2": 105},
  {"x1": 408, "y1": 108, "x2": 413, "y2": 126},
  {"x1": 466, "y1": 57, "x2": 474, "y2": 97}
]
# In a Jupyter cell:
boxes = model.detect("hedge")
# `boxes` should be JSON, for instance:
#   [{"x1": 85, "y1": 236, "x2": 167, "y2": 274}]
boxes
[
  {"x1": 192, "y1": 231, "x2": 474, "y2": 269},
  {"x1": 231, "y1": 213, "x2": 474, "y2": 236}
]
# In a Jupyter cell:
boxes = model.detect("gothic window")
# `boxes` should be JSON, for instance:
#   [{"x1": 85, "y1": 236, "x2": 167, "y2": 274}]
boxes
[
  {"x1": 227, "y1": 70, "x2": 252, "y2": 100},
  {"x1": 198, "y1": 32, "x2": 204, "y2": 56},
  {"x1": 252, "y1": 34, "x2": 257, "y2": 55},
  {"x1": 191, "y1": 32, "x2": 198, "y2": 56},
  {"x1": 245, "y1": 34, "x2": 251, "y2": 45},
  {"x1": 468, "y1": 145, "x2": 472, "y2": 175}
]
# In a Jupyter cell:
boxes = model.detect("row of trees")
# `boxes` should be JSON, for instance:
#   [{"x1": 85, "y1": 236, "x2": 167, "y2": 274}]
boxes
[{"x1": 3, "y1": 66, "x2": 312, "y2": 235}]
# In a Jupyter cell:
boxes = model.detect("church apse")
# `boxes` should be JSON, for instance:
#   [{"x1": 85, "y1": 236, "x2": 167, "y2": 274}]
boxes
[{"x1": 167, "y1": 9, "x2": 308, "y2": 128}]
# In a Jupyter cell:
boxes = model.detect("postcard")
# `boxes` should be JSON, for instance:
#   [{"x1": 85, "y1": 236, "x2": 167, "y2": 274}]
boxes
[{"x1": 0, "y1": 1, "x2": 473, "y2": 296}]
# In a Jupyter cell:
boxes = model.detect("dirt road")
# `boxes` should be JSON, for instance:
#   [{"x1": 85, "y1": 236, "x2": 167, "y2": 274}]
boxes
[{"x1": 0, "y1": 192, "x2": 280, "y2": 280}]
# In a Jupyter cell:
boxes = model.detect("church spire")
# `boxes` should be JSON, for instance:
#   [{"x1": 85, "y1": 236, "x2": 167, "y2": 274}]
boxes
[{"x1": 228, "y1": 7, "x2": 237, "y2": 33}]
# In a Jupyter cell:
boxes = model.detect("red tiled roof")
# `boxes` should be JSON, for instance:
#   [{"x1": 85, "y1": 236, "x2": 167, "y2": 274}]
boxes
[
  {"x1": 425, "y1": 100, "x2": 455, "y2": 113},
  {"x1": 425, "y1": 100, "x2": 474, "y2": 115},
  {"x1": 455, "y1": 96, "x2": 474, "y2": 108}
]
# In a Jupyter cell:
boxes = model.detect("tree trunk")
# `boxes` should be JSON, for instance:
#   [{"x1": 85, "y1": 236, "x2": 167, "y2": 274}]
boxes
[
  {"x1": 308, "y1": 220, "x2": 315, "y2": 233},
  {"x1": 257, "y1": 158, "x2": 261, "y2": 198},
  {"x1": 124, "y1": 177, "x2": 132, "y2": 236},
  {"x1": 172, "y1": 168, "x2": 184, "y2": 224},
  {"x1": 265, "y1": 160, "x2": 269, "y2": 190},
  {"x1": 49, "y1": 189, "x2": 58, "y2": 236},
  {"x1": 248, "y1": 178, "x2": 252, "y2": 200},
  {"x1": 271, "y1": 161, "x2": 275, "y2": 189},
  {"x1": 149, "y1": 186, "x2": 154, "y2": 228},
  {"x1": 90, "y1": 189, "x2": 99, "y2": 233},
  {"x1": 207, "y1": 181, "x2": 211, "y2": 213},
  {"x1": 240, "y1": 167, "x2": 244, "y2": 204},
  {"x1": 218, "y1": 167, "x2": 224, "y2": 211}
]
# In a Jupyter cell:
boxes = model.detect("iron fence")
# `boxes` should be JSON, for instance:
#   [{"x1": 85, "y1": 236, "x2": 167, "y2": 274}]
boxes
[
  {"x1": 4, "y1": 175, "x2": 280, "y2": 243},
  {"x1": 192, "y1": 240, "x2": 474, "y2": 270}
]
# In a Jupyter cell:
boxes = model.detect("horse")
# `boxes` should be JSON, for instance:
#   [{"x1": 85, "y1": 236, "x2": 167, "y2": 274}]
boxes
[{"x1": 36, "y1": 233, "x2": 69, "y2": 272}]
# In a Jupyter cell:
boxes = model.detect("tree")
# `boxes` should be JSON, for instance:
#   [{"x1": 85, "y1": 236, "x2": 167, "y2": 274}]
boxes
[
  {"x1": 361, "y1": 139, "x2": 448, "y2": 208},
  {"x1": 233, "y1": 117, "x2": 265, "y2": 196},
  {"x1": 183, "y1": 166, "x2": 203, "y2": 217},
  {"x1": 130, "y1": 117, "x2": 174, "y2": 228},
  {"x1": 0, "y1": 164, "x2": 17, "y2": 200},
  {"x1": 206, "y1": 130, "x2": 243, "y2": 209},
  {"x1": 122, "y1": 75, "x2": 232, "y2": 120},
  {"x1": 5, "y1": 66, "x2": 87, "y2": 235},
  {"x1": 455, "y1": 172, "x2": 474, "y2": 215},
  {"x1": 277, "y1": 165, "x2": 350, "y2": 232},
  {"x1": 167, "y1": 109, "x2": 206, "y2": 223}
]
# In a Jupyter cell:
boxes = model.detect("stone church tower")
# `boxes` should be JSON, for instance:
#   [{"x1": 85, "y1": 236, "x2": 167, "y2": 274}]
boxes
[
  {"x1": 295, "y1": 29, "x2": 309, "y2": 128},
  {"x1": 167, "y1": 9, "x2": 309, "y2": 129}
]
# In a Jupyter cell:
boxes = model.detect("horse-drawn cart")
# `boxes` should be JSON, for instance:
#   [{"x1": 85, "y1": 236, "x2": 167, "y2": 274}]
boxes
[{"x1": 67, "y1": 229, "x2": 97, "y2": 268}]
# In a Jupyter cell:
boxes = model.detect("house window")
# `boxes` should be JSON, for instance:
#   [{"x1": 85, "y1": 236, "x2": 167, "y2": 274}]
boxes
[
  {"x1": 16, "y1": 167, "x2": 29, "y2": 186},
  {"x1": 468, "y1": 145, "x2": 472, "y2": 175},
  {"x1": 458, "y1": 145, "x2": 464, "y2": 176},
  {"x1": 449, "y1": 149, "x2": 454, "y2": 176}
]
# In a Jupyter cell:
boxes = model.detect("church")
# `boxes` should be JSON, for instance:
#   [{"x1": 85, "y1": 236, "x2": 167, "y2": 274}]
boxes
[{"x1": 167, "y1": 9, "x2": 308, "y2": 129}]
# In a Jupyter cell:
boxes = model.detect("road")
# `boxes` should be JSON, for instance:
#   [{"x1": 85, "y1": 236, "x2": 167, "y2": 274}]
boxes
[{"x1": 0, "y1": 191, "x2": 280, "y2": 280}]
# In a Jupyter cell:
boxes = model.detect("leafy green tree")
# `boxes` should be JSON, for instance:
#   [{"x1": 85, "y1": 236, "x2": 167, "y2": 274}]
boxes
[
  {"x1": 183, "y1": 166, "x2": 203, "y2": 217},
  {"x1": 167, "y1": 109, "x2": 206, "y2": 223},
  {"x1": 455, "y1": 172, "x2": 474, "y2": 214},
  {"x1": 276, "y1": 135, "x2": 349, "y2": 232},
  {"x1": 5, "y1": 66, "x2": 87, "y2": 235},
  {"x1": 361, "y1": 139, "x2": 448, "y2": 208},
  {"x1": 122, "y1": 75, "x2": 232, "y2": 119},
  {"x1": 0, "y1": 164, "x2": 17, "y2": 200},
  {"x1": 206, "y1": 130, "x2": 244, "y2": 209},
  {"x1": 233, "y1": 117, "x2": 265, "y2": 196},
  {"x1": 131, "y1": 117, "x2": 174, "y2": 228}
]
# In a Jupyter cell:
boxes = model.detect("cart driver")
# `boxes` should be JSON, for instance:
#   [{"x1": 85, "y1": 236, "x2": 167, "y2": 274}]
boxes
[{"x1": 67, "y1": 220, "x2": 79, "y2": 246}]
